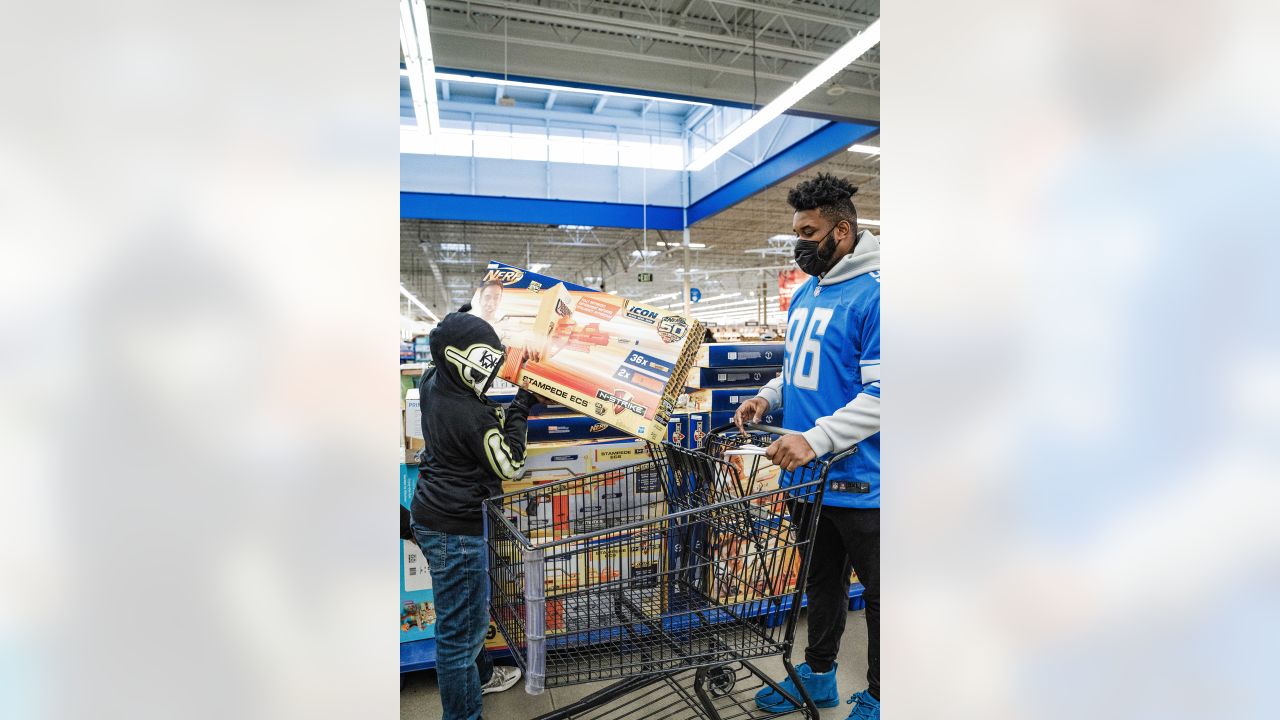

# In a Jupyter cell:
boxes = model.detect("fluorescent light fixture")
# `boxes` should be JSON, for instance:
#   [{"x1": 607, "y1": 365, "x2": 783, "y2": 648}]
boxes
[
  {"x1": 559, "y1": 224, "x2": 594, "y2": 231},
  {"x1": 399, "y1": 0, "x2": 440, "y2": 135},
  {"x1": 639, "y1": 292, "x2": 679, "y2": 304},
  {"x1": 860, "y1": 219, "x2": 881, "y2": 227},
  {"x1": 768, "y1": 234, "x2": 796, "y2": 242},
  {"x1": 630, "y1": 249, "x2": 661, "y2": 259},
  {"x1": 685, "y1": 19, "x2": 880, "y2": 172},
  {"x1": 529, "y1": 263, "x2": 551, "y2": 273},
  {"x1": 848, "y1": 144, "x2": 880, "y2": 155},
  {"x1": 655, "y1": 241, "x2": 707, "y2": 248},
  {"x1": 438, "y1": 242, "x2": 471, "y2": 252},
  {"x1": 400, "y1": 284, "x2": 441, "y2": 323}
]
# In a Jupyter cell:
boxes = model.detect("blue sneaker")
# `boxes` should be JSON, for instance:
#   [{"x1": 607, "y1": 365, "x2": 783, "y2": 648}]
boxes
[
  {"x1": 753, "y1": 662, "x2": 840, "y2": 712},
  {"x1": 845, "y1": 689, "x2": 880, "y2": 719}
]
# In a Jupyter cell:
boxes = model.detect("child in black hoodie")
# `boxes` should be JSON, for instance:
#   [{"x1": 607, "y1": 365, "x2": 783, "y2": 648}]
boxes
[{"x1": 409, "y1": 311, "x2": 537, "y2": 719}]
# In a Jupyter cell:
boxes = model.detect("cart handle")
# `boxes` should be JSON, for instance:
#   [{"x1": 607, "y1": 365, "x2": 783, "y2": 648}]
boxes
[{"x1": 708, "y1": 422, "x2": 860, "y2": 466}]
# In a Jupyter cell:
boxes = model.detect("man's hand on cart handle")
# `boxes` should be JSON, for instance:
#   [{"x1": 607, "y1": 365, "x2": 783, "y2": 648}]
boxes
[
  {"x1": 733, "y1": 397, "x2": 770, "y2": 433},
  {"x1": 766, "y1": 434, "x2": 817, "y2": 472}
]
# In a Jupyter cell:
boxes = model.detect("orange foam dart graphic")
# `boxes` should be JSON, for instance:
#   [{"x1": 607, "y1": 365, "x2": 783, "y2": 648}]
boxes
[{"x1": 627, "y1": 372, "x2": 665, "y2": 395}]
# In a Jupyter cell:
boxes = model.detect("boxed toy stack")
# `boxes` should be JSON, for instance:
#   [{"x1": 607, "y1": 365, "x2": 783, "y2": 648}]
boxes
[
  {"x1": 471, "y1": 261, "x2": 704, "y2": 445},
  {"x1": 678, "y1": 341, "x2": 786, "y2": 447}
]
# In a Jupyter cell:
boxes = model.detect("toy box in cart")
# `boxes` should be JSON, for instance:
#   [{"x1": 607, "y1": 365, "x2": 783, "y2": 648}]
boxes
[{"x1": 471, "y1": 262, "x2": 704, "y2": 444}]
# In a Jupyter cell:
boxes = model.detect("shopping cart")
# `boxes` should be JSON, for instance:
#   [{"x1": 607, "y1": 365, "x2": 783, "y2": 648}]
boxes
[{"x1": 484, "y1": 424, "x2": 857, "y2": 719}]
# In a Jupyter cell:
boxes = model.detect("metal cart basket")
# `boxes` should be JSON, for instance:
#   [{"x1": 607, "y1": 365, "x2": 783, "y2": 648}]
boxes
[{"x1": 484, "y1": 424, "x2": 857, "y2": 719}]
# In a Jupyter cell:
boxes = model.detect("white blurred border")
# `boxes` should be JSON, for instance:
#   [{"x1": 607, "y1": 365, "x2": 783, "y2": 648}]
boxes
[
  {"x1": 886, "y1": 1, "x2": 1280, "y2": 718},
  {"x1": 0, "y1": 3, "x2": 399, "y2": 718}
]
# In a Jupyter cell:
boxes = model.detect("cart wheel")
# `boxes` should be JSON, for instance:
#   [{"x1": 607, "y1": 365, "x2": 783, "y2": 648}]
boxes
[{"x1": 706, "y1": 665, "x2": 736, "y2": 697}]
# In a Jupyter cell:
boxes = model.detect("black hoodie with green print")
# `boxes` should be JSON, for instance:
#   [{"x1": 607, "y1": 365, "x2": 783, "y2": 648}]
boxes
[{"x1": 411, "y1": 312, "x2": 536, "y2": 536}]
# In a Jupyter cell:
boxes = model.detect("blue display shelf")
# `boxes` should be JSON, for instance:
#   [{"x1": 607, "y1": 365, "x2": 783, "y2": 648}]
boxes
[
  {"x1": 400, "y1": 583, "x2": 866, "y2": 673},
  {"x1": 761, "y1": 583, "x2": 866, "y2": 628},
  {"x1": 402, "y1": 640, "x2": 513, "y2": 674}
]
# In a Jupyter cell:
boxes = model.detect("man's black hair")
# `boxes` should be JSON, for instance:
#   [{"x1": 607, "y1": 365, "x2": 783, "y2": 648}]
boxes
[{"x1": 786, "y1": 172, "x2": 859, "y2": 227}]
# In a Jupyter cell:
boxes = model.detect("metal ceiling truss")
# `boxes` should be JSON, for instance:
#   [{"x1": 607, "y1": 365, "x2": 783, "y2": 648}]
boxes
[{"x1": 428, "y1": 0, "x2": 880, "y2": 113}]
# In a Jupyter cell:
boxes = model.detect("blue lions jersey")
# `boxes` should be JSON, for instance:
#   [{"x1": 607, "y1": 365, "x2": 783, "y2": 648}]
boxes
[{"x1": 781, "y1": 270, "x2": 880, "y2": 508}]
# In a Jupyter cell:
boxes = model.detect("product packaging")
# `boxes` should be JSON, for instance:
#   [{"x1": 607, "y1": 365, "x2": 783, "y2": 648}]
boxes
[
  {"x1": 696, "y1": 342, "x2": 784, "y2": 368},
  {"x1": 708, "y1": 520, "x2": 801, "y2": 605},
  {"x1": 527, "y1": 415, "x2": 631, "y2": 443},
  {"x1": 400, "y1": 538, "x2": 436, "y2": 642},
  {"x1": 521, "y1": 437, "x2": 652, "y2": 484},
  {"x1": 681, "y1": 387, "x2": 772, "y2": 413},
  {"x1": 684, "y1": 365, "x2": 782, "y2": 389},
  {"x1": 686, "y1": 411, "x2": 710, "y2": 449},
  {"x1": 709, "y1": 410, "x2": 783, "y2": 429},
  {"x1": 473, "y1": 261, "x2": 704, "y2": 443}
]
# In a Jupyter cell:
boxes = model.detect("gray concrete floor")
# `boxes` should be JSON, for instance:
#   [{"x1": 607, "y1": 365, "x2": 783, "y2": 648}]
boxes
[{"x1": 401, "y1": 608, "x2": 870, "y2": 719}]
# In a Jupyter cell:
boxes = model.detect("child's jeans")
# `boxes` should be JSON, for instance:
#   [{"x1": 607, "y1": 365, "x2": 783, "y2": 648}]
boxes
[{"x1": 412, "y1": 525, "x2": 493, "y2": 720}]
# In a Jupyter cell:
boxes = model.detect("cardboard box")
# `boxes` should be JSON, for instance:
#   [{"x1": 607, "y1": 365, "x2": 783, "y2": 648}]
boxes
[
  {"x1": 405, "y1": 388, "x2": 423, "y2": 439},
  {"x1": 696, "y1": 342, "x2": 784, "y2": 368},
  {"x1": 709, "y1": 410, "x2": 783, "y2": 428},
  {"x1": 708, "y1": 520, "x2": 801, "y2": 605},
  {"x1": 685, "y1": 366, "x2": 782, "y2": 389},
  {"x1": 498, "y1": 444, "x2": 665, "y2": 540},
  {"x1": 521, "y1": 437, "x2": 651, "y2": 484},
  {"x1": 474, "y1": 261, "x2": 704, "y2": 443},
  {"x1": 681, "y1": 387, "x2": 768, "y2": 413},
  {"x1": 400, "y1": 538, "x2": 436, "y2": 642},
  {"x1": 557, "y1": 529, "x2": 666, "y2": 636},
  {"x1": 528, "y1": 415, "x2": 631, "y2": 443},
  {"x1": 686, "y1": 411, "x2": 710, "y2": 449}
]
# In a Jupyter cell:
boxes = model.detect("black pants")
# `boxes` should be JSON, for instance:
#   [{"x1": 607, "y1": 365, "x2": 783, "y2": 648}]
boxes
[{"x1": 792, "y1": 502, "x2": 879, "y2": 698}]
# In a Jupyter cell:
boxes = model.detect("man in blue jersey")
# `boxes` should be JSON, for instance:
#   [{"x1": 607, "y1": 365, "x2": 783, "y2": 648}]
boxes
[{"x1": 736, "y1": 173, "x2": 880, "y2": 720}]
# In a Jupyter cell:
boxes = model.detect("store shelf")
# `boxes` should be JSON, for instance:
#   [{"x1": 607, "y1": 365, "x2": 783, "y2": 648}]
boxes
[
  {"x1": 761, "y1": 583, "x2": 866, "y2": 628},
  {"x1": 400, "y1": 583, "x2": 865, "y2": 673},
  {"x1": 401, "y1": 640, "x2": 512, "y2": 674}
]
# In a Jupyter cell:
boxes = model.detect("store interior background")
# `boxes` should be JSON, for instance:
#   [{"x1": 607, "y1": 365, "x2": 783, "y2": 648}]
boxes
[{"x1": 400, "y1": 0, "x2": 879, "y2": 339}]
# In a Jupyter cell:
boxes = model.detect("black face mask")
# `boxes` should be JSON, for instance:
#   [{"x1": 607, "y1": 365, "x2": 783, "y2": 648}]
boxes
[{"x1": 794, "y1": 225, "x2": 840, "y2": 277}]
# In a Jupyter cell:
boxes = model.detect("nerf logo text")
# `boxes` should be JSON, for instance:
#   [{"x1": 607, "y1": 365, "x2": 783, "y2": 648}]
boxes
[{"x1": 483, "y1": 268, "x2": 525, "y2": 286}]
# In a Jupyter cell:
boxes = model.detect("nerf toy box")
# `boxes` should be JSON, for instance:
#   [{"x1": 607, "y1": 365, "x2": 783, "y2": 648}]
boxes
[
  {"x1": 527, "y1": 414, "x2": 631, "y2": 443},
  {"x1": 708, "y1": 519, "x2": 800, "y2": 605},
  {"x1": 684, "y1": 366, "x2": 782, "y2": 389},
  {"x1": 686, "y1": 411, "x2": 710, "y2": 450},
  {"x1": 681, "y1": 387, "x2": 771, "y2": 413},
  {"x1": 473, "y1": 261, "x2": 704, "y2": 444},
  {"x1": 498, "y1": 457, "x2": 666, "y2": 541},
  {"x1": 521, "y1": 437, "x2": 652, "y2": 484},
  {"x1": 696, "y1": 342, "x2": 784, "y2": 368},
  {"x1": 709, "y1": 410, "x2": 783, "y2": 428}
]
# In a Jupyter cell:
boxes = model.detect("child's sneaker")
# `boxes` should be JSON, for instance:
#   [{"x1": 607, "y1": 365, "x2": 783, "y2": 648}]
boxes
[
  {"x1": 480, "y1": 665, "x2": 521, "y2": 694},
  {"x1": 845, "y1": 689, "x2": 880, "y2": 719},
  {"x1": 753, "y1": 662, "x2": 840, "y2": 712}
]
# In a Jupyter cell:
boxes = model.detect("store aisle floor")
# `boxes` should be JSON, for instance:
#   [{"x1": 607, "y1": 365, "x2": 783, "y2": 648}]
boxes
[{"x1": 400, "y1": 609, "x2": 871, "y2": 719}]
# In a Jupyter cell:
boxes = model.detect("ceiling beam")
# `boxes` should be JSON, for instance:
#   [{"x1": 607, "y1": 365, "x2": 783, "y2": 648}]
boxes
[
  {"x1": 431, "y1": 0, "x2": 878, "y2": 73},
  {"x1": 436, "y1": 27, "x2": 832, "y2": 88},
  {"x1": 702, "y1": 0, "x2": 875, "y2": 33}
]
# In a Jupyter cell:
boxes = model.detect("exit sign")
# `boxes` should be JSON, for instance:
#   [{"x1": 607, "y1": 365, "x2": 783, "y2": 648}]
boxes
[{"x1": 637, "y1": 272, "x2": 654, "y2": 282}]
